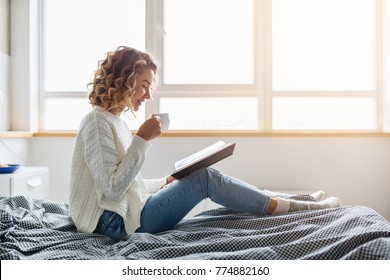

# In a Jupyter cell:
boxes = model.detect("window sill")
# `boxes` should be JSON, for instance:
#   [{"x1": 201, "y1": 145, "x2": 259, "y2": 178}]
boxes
[
  {"x1": 0, "y1": 131, "x2": 34, "y2": 138},
  {"x1": 29, "y1": 130, "x2": 390, "y2": 138}
]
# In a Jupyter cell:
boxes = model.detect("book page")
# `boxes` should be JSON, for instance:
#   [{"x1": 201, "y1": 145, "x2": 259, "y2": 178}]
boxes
[{"x1": 174, "y1": 141, "x2": 227, "y2": 170}]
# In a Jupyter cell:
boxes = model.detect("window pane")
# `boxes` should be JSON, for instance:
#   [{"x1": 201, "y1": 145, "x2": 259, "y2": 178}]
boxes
[
  {"x1": 164, "y1": 0, "x2": 254, "y2": 84},
  {"x1": 44, "y1": 98, "x2": 91, "y2": 130},
  {"x1": 272, "y1": 0, "x2": 376, "y2": 91},
  {"x1": 44, "y1": 98, "x2": 145, "y2": 130},
  {"x1": 273, "y1": 97, "x2": 377, "y2": 130},
  {"x1": 45, "y1": 0, "x2": 145, "y2": 92},
  {"x1": 160, "y1": 97, "x2": 258, "y2": 130}
]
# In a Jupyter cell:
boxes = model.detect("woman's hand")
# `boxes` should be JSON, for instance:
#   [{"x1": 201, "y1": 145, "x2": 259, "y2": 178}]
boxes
[
  {"x1": 166, "y1": 175, "x2": 176, "y2": 185},
  {"x1": 136, "y1": 116, "x2": 162, "y2": 141},
  {"x1": 160, "y1": 175, "x2": 176, "y2": 190}
]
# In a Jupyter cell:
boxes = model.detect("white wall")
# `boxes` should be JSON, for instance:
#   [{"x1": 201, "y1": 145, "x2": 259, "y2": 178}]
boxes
[
  {"x1": 0, "y1": 138, "x2": 30, "y2": 164},
  {"x1": 0, "y1": 52, "x2": 10, "y2": 131},
  {"x1": 0, "y1": 0, "x2": 10, "y2": 131},
  {"x1": 27, "y1": 135, "x2": 390, "y2": 221},
  {"x1": 9, "y1": 0, "x2": 39, "y2": 131}
]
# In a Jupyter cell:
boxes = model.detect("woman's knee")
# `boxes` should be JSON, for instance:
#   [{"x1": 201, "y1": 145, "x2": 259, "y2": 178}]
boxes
[
  {"x1": 186, "y1": 167, "x2": 212, "y2": 182},
  {"x1": 193, "y1": 167, "x2": 221, "y2": 178}
]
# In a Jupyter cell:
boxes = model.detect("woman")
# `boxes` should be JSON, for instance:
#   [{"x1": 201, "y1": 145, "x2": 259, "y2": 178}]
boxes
[{"x1": 69, "y1": 46, "x2": 340, "y2": 241}]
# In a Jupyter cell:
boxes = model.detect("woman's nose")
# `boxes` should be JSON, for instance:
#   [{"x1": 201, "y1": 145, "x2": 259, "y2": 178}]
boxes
[{"x1": 145, "y1": 89, "x2": 151, "y2": 99}]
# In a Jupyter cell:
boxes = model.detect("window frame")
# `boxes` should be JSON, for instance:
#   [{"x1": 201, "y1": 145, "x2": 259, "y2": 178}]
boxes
[
  {"x1": 37, "y1": 0, "x2": 385, "y2": 133},
  {"x1": 145, "y1": 0, "x2": 264, "y2": 129},
  {"x1": 265, "y1": 0, "x2": 383, "y2": 133}
]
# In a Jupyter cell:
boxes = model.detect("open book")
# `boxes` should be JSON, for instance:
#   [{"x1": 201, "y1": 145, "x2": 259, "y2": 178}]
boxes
[{"x1": 171, "y1": 141, "x2": 236, "y2": 179}]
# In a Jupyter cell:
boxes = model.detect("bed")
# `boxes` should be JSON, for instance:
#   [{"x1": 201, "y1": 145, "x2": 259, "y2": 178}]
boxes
[{"x1": 1, "y1": 195, "x2": 390, "y2": 260}]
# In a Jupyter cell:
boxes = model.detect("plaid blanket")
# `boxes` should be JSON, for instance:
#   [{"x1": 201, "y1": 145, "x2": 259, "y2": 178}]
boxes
[{"x1": 1, "y1": 196, "x2": 390, "y2": 260}]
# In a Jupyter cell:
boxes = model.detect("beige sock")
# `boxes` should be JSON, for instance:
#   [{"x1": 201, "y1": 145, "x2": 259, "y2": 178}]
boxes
[
  {"x1": 264, "y1": 190, "x2": 327, "y2": 201},
  {"x1": 310, "y1": 190, "x2": 326, "y2": 201},
  {"x1": 272, "y1": 196, "x2": 341, "y2": 215}
]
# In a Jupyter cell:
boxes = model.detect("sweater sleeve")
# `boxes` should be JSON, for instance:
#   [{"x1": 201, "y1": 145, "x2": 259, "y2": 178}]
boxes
[
  {"x1": 81, "y1": 113, "x2": 151, "y2": 201},
  {"x1": 143, "y1": 177, "x2": 167, "y2": 193}
]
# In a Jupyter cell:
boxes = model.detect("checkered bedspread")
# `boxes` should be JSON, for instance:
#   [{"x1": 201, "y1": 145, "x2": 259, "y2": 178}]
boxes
[{"x1": 1, "y1": 196, "x2": 390, "y2": 260}]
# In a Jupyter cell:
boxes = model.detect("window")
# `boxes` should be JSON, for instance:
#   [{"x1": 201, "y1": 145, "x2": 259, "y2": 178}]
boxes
[
  {"x1": 163, "y1": 0, "x2": 254, "y2": 85},
  {"x1": 157, "y1": 0, "x2": 256, "y2": 130},
  {"x1": 42, "y1": 0, "x2": 146, "y2": 130},
  {"x1": 40, "y1": 0, "x2": 386, "y2": 132},
  {"x1": 271, "y1": 0, "x2": 379, "y2": 131}
]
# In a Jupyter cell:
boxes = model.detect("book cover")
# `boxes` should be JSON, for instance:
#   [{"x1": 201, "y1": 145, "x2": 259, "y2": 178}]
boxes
[{"x1": 171, "y1": 141, "x2": 236, "y2": 179}]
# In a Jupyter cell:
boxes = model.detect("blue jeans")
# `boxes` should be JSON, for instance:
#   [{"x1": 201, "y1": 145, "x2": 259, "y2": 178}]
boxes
[{"x1": 94, "y1": 168, "x2": 270, "y2": 240}]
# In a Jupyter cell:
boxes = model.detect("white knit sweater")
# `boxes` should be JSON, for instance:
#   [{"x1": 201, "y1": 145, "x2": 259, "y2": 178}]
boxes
[{"x1": 69, "y1": 106, "x2": 166, "y2": 234}]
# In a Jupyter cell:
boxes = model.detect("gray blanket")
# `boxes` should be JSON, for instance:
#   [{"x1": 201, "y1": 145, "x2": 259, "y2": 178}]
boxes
[{"x1": 1, "y1": 196, "x2": 390, "y2": 260}]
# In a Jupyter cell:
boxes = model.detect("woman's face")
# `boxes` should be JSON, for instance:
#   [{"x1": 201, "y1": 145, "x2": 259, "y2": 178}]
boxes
[{"x1": 130, "y1": 68, "x2": 155, "y2": 111}]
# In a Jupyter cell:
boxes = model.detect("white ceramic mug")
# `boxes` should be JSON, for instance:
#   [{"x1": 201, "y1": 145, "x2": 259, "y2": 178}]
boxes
[{"x1": 154, "y1": 113, "x2": 170, "y2": 131}]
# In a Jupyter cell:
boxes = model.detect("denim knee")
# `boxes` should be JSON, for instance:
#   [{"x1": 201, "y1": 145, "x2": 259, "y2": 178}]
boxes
[{"x1": 188, "y1": 167, "x2": 220, "y2": 197}]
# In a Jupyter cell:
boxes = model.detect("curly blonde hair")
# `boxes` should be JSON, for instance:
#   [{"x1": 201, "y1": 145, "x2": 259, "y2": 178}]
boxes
[{"x1": 88, "y1": 46, "x2": 159, "y2": 115}]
